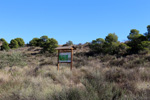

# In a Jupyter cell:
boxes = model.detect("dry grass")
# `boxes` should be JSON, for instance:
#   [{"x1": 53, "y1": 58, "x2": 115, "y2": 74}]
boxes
[{"x1": 0, "y1": 47, "x2": 150, "y2": 99}]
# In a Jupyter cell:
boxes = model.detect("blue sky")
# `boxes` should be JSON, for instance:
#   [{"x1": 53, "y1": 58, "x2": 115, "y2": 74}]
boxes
[{"x1": 0, "y1": 0, "x2": 150, "y2": 44}]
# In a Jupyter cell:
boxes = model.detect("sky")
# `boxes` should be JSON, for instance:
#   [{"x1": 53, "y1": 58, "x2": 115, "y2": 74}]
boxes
[{"x1": 0, "y1": 0, "x2": 150, "y2": 44}]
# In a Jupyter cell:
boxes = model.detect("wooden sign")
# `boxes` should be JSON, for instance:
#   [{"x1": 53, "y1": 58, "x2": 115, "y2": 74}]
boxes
[
  {"x1": 55, "y1": 46, "x2": 74, "y2": 71},
  {"x1": 59, "y1": 52, "x2": 71, "y2": 63}
]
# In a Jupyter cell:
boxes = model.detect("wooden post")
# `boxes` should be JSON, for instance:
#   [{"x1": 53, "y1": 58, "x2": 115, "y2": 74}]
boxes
[
  {"x1": 57, "y1": 50, "x2": 60, "y2": 71},
  {"x1": 71, "y1": 49, "x2": 73, "y2": 70}
]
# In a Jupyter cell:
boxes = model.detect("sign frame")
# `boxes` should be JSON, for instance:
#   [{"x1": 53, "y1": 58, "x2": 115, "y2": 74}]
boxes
[
  {"x1": 56, "y1": 46, "x2": 74, "y2": 71},
  {"x1": 59, "y1": 52, "x2": 71, "y2": 63}
]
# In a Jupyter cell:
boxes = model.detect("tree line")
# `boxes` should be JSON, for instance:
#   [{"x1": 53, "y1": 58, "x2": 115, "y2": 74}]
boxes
[
  {"x1": 0, "y1": 38, "x2": 25, "y2": 51},
  {"x1": 0, "y1": 36, "x2": 59, "y2": 53},
  {"x1": 89, "y1": 25, "x2": 150, "y2": 56},
  {"x1": 0, "y1": 25, "x2": 150, "y2": 55}
]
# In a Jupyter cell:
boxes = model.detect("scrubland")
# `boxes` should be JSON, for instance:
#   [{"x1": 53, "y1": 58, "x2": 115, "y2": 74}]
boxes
[{"x1": 0, "y1": 46, "x2": 150, "y2": 100}]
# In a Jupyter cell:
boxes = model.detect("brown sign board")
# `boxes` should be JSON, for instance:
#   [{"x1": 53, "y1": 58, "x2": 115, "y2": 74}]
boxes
[{"x1": 55, "y1": 46, "x2": 74, "y2": 71}]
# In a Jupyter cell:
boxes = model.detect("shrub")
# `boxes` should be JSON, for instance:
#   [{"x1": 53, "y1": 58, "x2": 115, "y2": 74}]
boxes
[
  {"x1": 9, "y1": 39, "x2": 19, "y2": 48},
  {"x1": 103, "y1": 41, "x2": 120, "y2": 54},
  {"x1": 52, "y1": 88, "x2": 85, "y2": 100},
  {"x1": 101, "y1": 54, "x2": 116, "y2": 62},
  {"x1": 89, "y1": 33, "x2": 121, "y2": 55},
  {"x1": 105, "y1": 68, "x2": 127, "y2": 83},
  {"x1": 117, "y1": 43, "x2": 130, "y2": 55},
  {"x1": 126, "y1": 35, "x2": 147, "y2": 54},
  {"x1": 29, "y1": 36, "x2": 58, "y2": 53},
  {"x1": 14, "y1": 38, "x2": 25, "y2": 47},
  {"x1": 103, "y1": 33, "x2": 119, "y2": 54},
  {"x1": 29, "y1": 38, "x2": 40, "y2": 46},
  {"x1": 52, "y1": 71, "x2": 126, "y2": 100},
  {"x1": 138, "y1": 41, "x2": 150, "y2": 53},
  {"x1": 105, "y1": 33, "x2": 118, "y2": 43},
  {"x1": 89, "y1": 38, "x2": 105, "y2": 53},
  {"x1": 0, "y1": 38, "x2": 10, "y2": 51},
  {"x1": 39, "y1": 35, "x2": 49, "y2": 46},
  {"x1": 109, "y1": 58, "x2": 126, "y2": 67},
  {"x1": 42, "y1": 38, "x2": 58, "y2": 53},
  {"x1": 0, "y1": 52, "x2": 27, "y2": 68},
  {"x1": 127, "y1": 29, "x2": 142, "y2": 41}
]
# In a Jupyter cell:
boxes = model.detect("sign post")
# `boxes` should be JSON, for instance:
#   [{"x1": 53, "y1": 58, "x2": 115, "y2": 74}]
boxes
[{"x1": 55, "y1": 46, "x2": 74, "y2": 71}]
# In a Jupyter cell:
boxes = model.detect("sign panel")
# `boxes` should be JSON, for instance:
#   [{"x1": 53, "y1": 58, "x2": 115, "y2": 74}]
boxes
[{"x1": 59, "y1": 52, "x2": 71, "y2": 62}]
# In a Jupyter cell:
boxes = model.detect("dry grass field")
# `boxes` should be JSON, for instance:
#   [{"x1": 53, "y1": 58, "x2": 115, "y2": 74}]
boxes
[{"x1": 0, "y1": 45, "x2": 150, "y2": 100}]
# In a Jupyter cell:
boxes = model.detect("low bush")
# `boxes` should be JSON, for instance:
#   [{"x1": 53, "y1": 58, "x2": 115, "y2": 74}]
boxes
[
  {"x1": 14, "y1": 38, "x2": 25, "y2": 47},
  {"x1": 105, "y1": 68, "x2": 127, "y2": 83},
  {"x1": 0, "y1": 52, "x2": 27, "y2": 68},
  {"x1": 100, "y1": 54, "x2": 116, "y2": 62},
  {"x1": 9, "y1": 39, "x2": 19, "y2": 48},
  {"x1": 51, "y1": 71, "x2": 127, "y2": 100},
  {"x1": 0, "y1": 38, "x2": 10, "y2": 51},
  {"x1": 109, "y1": 58, "x2": 126, "y2": 67}
]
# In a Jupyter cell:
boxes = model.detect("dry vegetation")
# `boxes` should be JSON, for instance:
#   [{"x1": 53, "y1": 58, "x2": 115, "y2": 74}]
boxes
[{"x1": 0, "y1": 46, "x2": 150, "y2": 100}]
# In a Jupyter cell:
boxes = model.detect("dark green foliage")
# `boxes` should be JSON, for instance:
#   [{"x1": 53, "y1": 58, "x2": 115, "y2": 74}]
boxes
[
  {"x1": 89, "y1": 33, "x2": 129, "y2": 55},
  {"x1": 117, "y1": 43, "x2": 131, "y2": 55},
  {"x1": 42, "y1": 38, "x2": 58, "y2": 53},
  {"x1": 127, "y1": 29, "x2": 142, "y2": 41},
  {"x1": 138, "y1": 41, "x2": 150, "y2": 53},
  {"x1": 103, "y1": 42, "x2": 120, "y2": 54},
  {"x1": 89, "y1": 38, "x2": 105, "y2": 53},
  {"x1": 37, "y1": 36, "x2": 58, "y2": 53},
  {"x1": 66, "y1": 40, "x2": 73, "y2": 45},
  {"x1": 89, "y1": 26, "x2": 150, "y2": 55},
  {"x1": 147, "y1": 25, "x2": 150, "y2": 34},
  {"x1": 103, "y1": 33, "x2": 119, "y2": 54},
  {"x1": 127, "y1": 35, "x2": 148, "y2": 54},
  {"x1": 105, "y1": 33, "x2": 118, "y2": 43},
  {"x1": 29, "y1": 38, "x2": 40, "y2": 46},
  {"x1": 29, "y1": 36, "x2": 58, "y2": 53},
  {"x1": 0, "y1": 38, "x2": 10, "y2": 51},
  {"x1": 144, "y1": 25, "x2": 150, "y2": 40},
  {"x1": 147, "y1": 25, "x2": 150, "y2": 28},
  {"x1": 126, "y1": 29, "x2": 147, "y2": 54},
  {"x1": 10, "y1": 39, "x2": 19, "y2": 48},
  {"x1": 14, "y1": 38, "x2": 25, "y2": 47},
  {"x1": 39, "y1": 35, "x2": 49, "y2": 46}
]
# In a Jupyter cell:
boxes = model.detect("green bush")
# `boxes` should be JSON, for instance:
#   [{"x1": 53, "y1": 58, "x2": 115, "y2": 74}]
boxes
[
  {"x1": 89, "y1": 38, "x2": 105, "y2": 53},
  {"x1": 9, "y1": 39, "x2": 19, "y2": 48},
  {"x1": 105, "y1": 33, "x2": 118, "y2": 43},
  {"x1": 0, "y1": 38, "x2": 10, "y2": 51},
  {"x1": 42, "y1": 38, "x2": 58, "y2": 53},
  {"x1": 117, "y1": 43, "x2": 131, "y2": 55},
  {"x1": 39, "y1": 35, "x2": 49, "y2": 46},
  {"x1": 127, "y1": 29, "x2": 142, "y2": 41},
  {"x1": 14, "y1": 38, "x2": 25, "y2": 47},
  {"x1": 138, "y1": 41, "x2": 150, "y2": 53},
  {"x1": 89, "y1": 33, "x2": 121, "y2": 55},
  {"x1": 126, "y1": 35, "x2": 147, "y2": 54},
  {"x1": 29, "y1": 38, "x2": 40, "y2": 46},
  {"x1": 103, "y1": 42, "x2": 120, "y2": 54},
  {"x1": 29, "y1": 36, "x2": 58, "y2": 53}
]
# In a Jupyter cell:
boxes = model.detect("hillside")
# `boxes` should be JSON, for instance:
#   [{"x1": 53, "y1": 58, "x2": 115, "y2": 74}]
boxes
[{"x1": 0, "y1": 45, "x2": 150, "y2": 100}]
